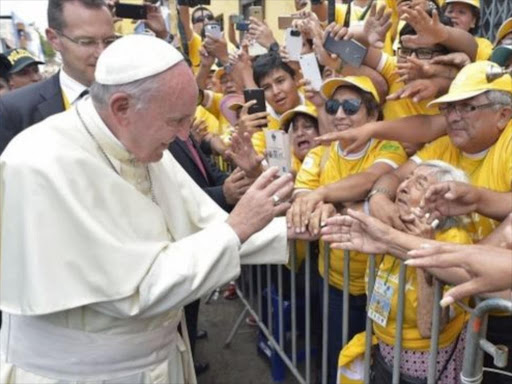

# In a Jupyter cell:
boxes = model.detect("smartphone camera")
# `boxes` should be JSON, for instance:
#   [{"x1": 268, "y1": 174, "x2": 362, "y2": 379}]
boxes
[{"x1": 290, "y1": 29, "x2": 301, "y2": 37}]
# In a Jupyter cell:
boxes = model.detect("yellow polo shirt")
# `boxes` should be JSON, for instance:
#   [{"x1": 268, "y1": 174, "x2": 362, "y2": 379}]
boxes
[
  {"x1": 475, "y1": 37, "x2": 493, "y2": 61},
  {"x1": 379, "y1": 54, "x2": 440, "y2": 120},
  {"x1": 372, "y1": 227, "x2": 471, "y2": 350},
  {"x1": 297, "y1": 140, "x2": 407, "y2": 294},
  {"x1": 412, "y1": 121, "x2": 512, "y2": 241}
]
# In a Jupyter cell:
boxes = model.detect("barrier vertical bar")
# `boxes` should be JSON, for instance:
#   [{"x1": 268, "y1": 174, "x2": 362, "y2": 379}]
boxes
[
  {"x1": 290, "y1": 241, "x2": 298, "y2": 367},
  {"x1": 267, "y1": 265, "x2": 273, "y2": 336},
  {"x1": 342, "y1": 249, "x2": 350, "y2": 347},
  {"x1": 322, "y1": 244, "x2": 330, "y2": 384},
  {"x1": 427, "y1": 279, "x2": 442, "y2": 384},
  {"x1": 257, "y1": 265, "x2": 262, "y2": 320},
  {"x1": 249, "y1": 265, "x2": 254, "y2": 309},
  {"x1": 278, "y1": 264, "x2": 285, "y2": 349},
  {"x1": 364, "y1": 254, "x2": 377, "y2": 384},
  {"x1": 392, "y1": 260, "x2": 407, "y2": 384},
  {"x1": 305, "y1": 242, "x2": 312, "y2": 383}
]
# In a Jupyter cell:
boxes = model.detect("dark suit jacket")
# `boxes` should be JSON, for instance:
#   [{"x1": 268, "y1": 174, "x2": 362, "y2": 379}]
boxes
[
  {"x1": 168, "y1": 138, "x2": 232, "y2": 212},
  {"x1": 0, "y1": 73, "x2": 64, "y2": 154}
]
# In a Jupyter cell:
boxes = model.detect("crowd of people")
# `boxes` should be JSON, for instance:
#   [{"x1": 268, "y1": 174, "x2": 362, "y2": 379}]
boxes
[{"x1": 0, "y1": 0, "x2": 511, "y2": 384}]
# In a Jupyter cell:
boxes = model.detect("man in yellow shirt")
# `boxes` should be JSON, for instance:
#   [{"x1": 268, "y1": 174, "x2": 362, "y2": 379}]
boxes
[{"x1": 369, "y1": 61, "x2": 512, "y2": 241}]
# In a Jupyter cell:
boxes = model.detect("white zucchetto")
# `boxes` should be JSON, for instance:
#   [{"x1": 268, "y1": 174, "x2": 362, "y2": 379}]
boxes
[{"x1": 95, "y1": 34, "x2": 184, "y2": 85}]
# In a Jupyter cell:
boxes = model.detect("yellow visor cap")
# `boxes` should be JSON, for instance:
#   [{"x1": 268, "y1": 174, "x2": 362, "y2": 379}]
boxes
[
  {"x1": 429, "y1": 61, "x2": 512, "y2": 106},
  {"x1": 280, "y1": 105, "x2": 318, "y2": 132},
  {"x1": 321, "y1": 75, "x2": 380, "y2": 104}
]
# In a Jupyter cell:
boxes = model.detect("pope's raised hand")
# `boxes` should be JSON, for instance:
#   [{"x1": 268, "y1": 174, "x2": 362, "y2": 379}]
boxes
[{"x1": 227, "y1": 167, "x2": 293, "y2": 243}]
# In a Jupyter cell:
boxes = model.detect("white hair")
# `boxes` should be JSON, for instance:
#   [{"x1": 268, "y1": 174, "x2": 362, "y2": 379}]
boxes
[
  {"x1": 420, "y1": 160, "x2": 470, "y2": 184},
  {"x1": 419, "y1": 160, "x2": 470, "y2": 229},
  {"x1": 486, "y1": 90, "x2": 512, "y2": 108},
  {"x1": 89, "y1": 71, "x2": 163, "y2": 111}
]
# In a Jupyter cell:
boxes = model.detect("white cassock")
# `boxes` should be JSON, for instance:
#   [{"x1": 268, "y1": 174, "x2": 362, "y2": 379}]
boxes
[{"x1": 0, "y1": 98, "x2": 288, "y2": 384}]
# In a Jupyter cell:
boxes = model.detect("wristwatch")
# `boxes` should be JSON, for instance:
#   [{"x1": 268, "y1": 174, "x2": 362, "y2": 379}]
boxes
[{"x1": 268, "y1": 42, "x2": 280, "y2": 53}]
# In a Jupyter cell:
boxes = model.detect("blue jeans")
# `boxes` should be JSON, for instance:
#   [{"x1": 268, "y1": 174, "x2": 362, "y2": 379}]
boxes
[{"x1": 318, "y1": 275, "x2": 367, "y2": 384}]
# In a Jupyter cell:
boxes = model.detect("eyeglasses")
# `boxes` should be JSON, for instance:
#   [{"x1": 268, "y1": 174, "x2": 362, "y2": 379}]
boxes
[
  {"x1": 438, "y1": 102, "x2": 500, "y2": 116},
  {"x1": 193, "y1": 14, "x2": 214, "y2": 24},
  {"x1": 324, "y1": 98, "x2": 362, "y2": 116},
  {"x1": 56, "y1": 31, "x2": 118, "y2": 49},
  {"x1": 397, "y1": 47, "x2": 447, "y2": 60}
]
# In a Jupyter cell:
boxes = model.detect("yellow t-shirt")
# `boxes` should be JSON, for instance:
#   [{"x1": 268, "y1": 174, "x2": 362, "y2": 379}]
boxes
[
  {"x1": 372, "y1": 227, "x2": 471, "y2": 350},
  {"x1": 412, "y1": 121, "x2": 512, "y2": 241},
  {"x1": 205, "y1": 92, "x2": 232, "y2": 137},
  {"x1": 195, "y1": 105, "x2": 220, "y2": 136},
  {"x1": 475, "y1": 37, "x2": 493, "y2": 61},
  {"x1": 298, "y1": 140, "x2": 407, "y2": 293},
  {"x1": 334, "y1": 1, "x2": 388, "y2": 26},
  {"x1": 295, "y1": 145, "x2": 330, "y2": 192},
  {"x1": 188, "y1": 32, "x2": 203, "y2": 75},
  {"x1": 379, "y1": 54, "x2": 440, "y2": 120}
]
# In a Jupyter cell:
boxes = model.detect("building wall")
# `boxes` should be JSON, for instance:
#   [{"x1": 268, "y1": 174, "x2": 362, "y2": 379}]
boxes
[{"x1": 207, "y1": 0, "x2": 297, "y2": 44}]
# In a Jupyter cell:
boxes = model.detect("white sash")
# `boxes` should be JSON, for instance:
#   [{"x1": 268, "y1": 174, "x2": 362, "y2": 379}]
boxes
[{"x1": 1, "y1": 313, "x2": 179, "y2": 381}]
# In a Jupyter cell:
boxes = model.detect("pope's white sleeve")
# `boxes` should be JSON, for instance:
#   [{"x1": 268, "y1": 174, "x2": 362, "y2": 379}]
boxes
[
  {"x1": 239, "y1": 217, "x2": 289, "y2": 265},
  {"x1": 89, "y1": 222, "x2": 241, "y2": 318}
]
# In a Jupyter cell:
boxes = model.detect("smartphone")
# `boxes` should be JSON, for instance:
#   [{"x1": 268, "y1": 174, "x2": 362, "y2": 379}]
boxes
[
  {"x1": 323, "y1": 35, "x2": 368, "y2": 68},
  {"x1": 248, "y1": 6, "x2": 263, "y2": 21},
  {"x1": 243, "y1": 88, "x2": 266, "y2": 115},
  {"x1": 204, "y1": 23, "x2": 222, "y2": 39},
  {"x1": 285, "y1": 28, "x2": 302, "y2": 61},
  {"x1": 265, "y1": 130, "x2": 291, "y2": 176},
  {"x1": 115, "y1": 3, "x2": 147, "y2": 20},
  {"x1": 299, "y1": 53, "x2": 323, "y2": 91},
  {"x1": 235, "y1": 21, "x2": 250, "y2": 31},
  {"x1": 278, "y1": 16, "x2": 296, "y2": 30}
]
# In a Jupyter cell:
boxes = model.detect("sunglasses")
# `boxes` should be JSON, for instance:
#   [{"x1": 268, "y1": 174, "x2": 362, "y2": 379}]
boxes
[
  {"x1": 193, "y1": 14, "x2": 214, "y2": 24},
  {"x1": 325, "y1": 98, "x2": 362, "y2": 116}
]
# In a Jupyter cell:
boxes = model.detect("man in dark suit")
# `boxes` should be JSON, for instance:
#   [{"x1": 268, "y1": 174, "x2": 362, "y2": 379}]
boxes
[
  {"x1": 0, "y1": 0, "x2": 115, "y2": 154},
  {"x1": 169, "y1": 134, "x2": 251, "y2": 375}
]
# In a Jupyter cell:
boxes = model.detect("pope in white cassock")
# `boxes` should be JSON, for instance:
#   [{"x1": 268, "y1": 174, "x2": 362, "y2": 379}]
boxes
[{"x1": 0, "y1": 35, "x2": 296, "y2": 383}]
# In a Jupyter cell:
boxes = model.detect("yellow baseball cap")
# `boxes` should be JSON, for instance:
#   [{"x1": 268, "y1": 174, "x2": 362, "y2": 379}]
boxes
[
  {"x1": 495, "y1": 18, "x2": 512, "y2": 46},
  {"x1": 321, "y1": 76, "x2": 380, "y2": 104},
  {"x1": 429, "y1": 61, "x2": 512, "y2": 106},
  {"x1": 444, "y1": 0, "x2": 480, "y2": 9},
  {"x1": 280, "y1": 105, "x2": 318, "y2": 132}
]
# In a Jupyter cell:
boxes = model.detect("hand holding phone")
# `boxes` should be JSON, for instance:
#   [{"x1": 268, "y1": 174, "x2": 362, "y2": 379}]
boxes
[
  {"x1": 248, "y1": 6, "x2": 263, "y2": 21},
  {"x1": 285, "y1": 28, "x2": 302, "y2": 61},
  {"x1": 204, "y1": 23, "x2": 222, "y2": 39},
  {"x1": 299, "y1": 53, "x2": 323, "y2": 91},
  {"x1": 323, "y1": 35, "x2": 368, "y2": 68},
  {"x1": 244, "y1": 89, "x2": 266, "y2": 115},
  {"x1": 265, "y1": 130, "x2": 291, "y2": 176}
]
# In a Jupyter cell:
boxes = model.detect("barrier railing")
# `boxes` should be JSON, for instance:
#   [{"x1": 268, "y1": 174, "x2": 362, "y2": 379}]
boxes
[{"x1": 223, "y1": 240, "x2": 512, "y2": 384}]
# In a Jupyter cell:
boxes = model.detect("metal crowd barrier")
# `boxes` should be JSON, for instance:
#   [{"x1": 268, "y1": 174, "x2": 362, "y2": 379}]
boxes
[{"x1": 223, "y1": 240, "x2": 512, "y2": 384}]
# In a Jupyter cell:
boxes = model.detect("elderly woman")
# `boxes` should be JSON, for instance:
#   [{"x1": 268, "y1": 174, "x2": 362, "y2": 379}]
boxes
[
  {"x1": 324, "y1": 160, "x2": 472, "y2": 384},
  {"x1": 291, "y1": 75, "x2": 408, "y2": 384}
]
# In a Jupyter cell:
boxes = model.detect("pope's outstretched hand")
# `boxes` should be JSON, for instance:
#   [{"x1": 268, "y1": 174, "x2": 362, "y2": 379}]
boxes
[{"x1": 227, "y1": 167, "x2": 293, "y2": 243}]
